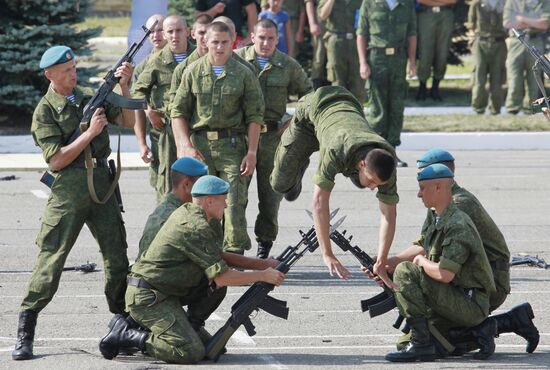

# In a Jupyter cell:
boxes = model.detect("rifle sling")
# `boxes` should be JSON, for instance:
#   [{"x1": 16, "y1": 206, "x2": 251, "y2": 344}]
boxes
[
  {"x1": 533, "y1": 62, "x2": 550, "y2": 113},
  {"x1": 80, "y1": 122, "x2": 121, "y2": 205}
]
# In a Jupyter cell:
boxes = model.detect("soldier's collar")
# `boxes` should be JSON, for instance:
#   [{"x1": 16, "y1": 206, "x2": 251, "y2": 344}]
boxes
[
  {"x1": 268, "y1": 49, "x2": 285, "y2": 68},
  {"x1": 435, "y1": 202, "x2": 457, "y2": 229},
  {"x1": 45, "y1": 85, "x2": 71, "y2": 113}
]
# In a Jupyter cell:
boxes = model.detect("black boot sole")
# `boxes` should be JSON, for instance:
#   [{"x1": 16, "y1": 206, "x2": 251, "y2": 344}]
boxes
[{"x1": 99, "y1": 316, "x2": 125, "y2": 360}]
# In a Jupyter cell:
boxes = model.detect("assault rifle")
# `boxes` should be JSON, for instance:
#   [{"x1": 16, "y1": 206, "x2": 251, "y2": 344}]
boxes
[
  {"x1": 205, "y1": 210, "x2": 345, "y2": 362},
  {"x1": 329, "y1": 229, "x2": 397, "y2": 318},
  {"x1": 512, "y1": 28, "x2": 550, "y2": 113},
  {"x1": 63, "y1": 262, "x2": 98, "y2": 273},
  {"x1": 79, "y1": 21, "x2": 157, "y2": 205},
  {"x1": 511, "y1": 254, "x2": 548, "y2": 269}
]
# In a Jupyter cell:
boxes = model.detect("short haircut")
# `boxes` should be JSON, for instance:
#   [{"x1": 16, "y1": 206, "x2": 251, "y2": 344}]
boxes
[
  {"x1": 193, "y1": 13, "x2": 213, "y2": 29},
  {"x1": 364, "y1": 148, "x2": 396, "y2": 182},
  {"x1": 164, "y1": 14, "x2": 187, "y2": 28},
  {"x1": 206, "y1": 21, "x2": 234, "y2": 40},
  {"x1": 146, "y1": 14, "x2": 164, "y2": 29},
  {"x1": 254, "y1": 18, "x2": 278, "y2": 34}
]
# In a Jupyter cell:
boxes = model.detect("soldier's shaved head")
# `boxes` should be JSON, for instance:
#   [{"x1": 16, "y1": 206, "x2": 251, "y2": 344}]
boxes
[
  {"x1": 206, "y1": 21, "x2": 235, "y2": 40},
  {"x1": 212, "y1": 16, "x2": 236, "y2": 40},
  {"x1": 146, "y1": 14, "x2": 165, "y2": 29},
  {"x1": 164, "y1": 15, "x2": 187, "y2": 29}
]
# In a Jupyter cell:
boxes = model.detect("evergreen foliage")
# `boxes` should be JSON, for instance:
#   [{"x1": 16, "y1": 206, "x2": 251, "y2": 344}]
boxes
[
  {"x1": 0, "y1": 0, "x2": 101, "y2": 122},
  {"x1": 169, "y1": 0, "x2": 197, "y2": 25}
]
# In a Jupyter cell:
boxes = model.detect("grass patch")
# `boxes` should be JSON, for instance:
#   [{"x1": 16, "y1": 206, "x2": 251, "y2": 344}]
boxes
[
  {"x1": 76, "y1": 16, "x2": 130, "y2": 37},
  {"x1": 404, "y1": 114, "x2": 550, "y2": 132}
]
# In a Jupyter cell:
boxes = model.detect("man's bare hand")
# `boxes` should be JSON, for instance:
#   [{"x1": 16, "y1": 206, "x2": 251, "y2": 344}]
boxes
[
  {"x1": 212, "y1": 2, "x2": 226, "y2": 15},
  {"x1": 310, "y1": 23, "x2": 321, "y2": 36},
  {"x1": 265, "y1": 258, "x2": 280, "y2": 269},
  {"x1": 373, "y1": 259, "x2": 398, "y2": 290},
  {"x1": 114, "y1": 62, "x2": 133, "y2": 88},
  {"x1": 323, "y1": 254, "x2": 351, "y2": 279},
  {"x1": 177, "y1": 145, "x2": 205, "y2": 161},
  {"x1": 240, "y1": 152, "x2": 256, "y2": 176},
  {"x1": 89, "y1": 108, "x2": 108, "y2": 137},
  {"x1": 146, "y1": 107, "x2": 165, "y2": 129},
  {"x1": 360, "y1": 62, "x2": 371, "y2": 80},
  {"x1": 139, "y1": 143, "x2": 153, "y2": 163},
  {"x1": 262, "y1": 268, "x2": 286, "y2": 286}
]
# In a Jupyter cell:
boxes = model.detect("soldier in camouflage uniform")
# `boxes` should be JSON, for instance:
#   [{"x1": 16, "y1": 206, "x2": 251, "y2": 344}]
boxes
[
  {"x1": 133, "y1": 15, "x2": 194, "y2": 201},
  {"x1": 270, "y1": 86, "x2": 398, "y2": 286},
  {"x1": 503, "y1": 0, "x2": 550, "y2": 114},
  {"x1": 236, "y1": 19, "x2": 312, "y2": 259},
  {"x1": 468, "y1": 0, "x2": 507, "y2": 115},
  {"x1": 133, "y1": 14, "x2": 166, "y2": 198},
  {"x1": 305, "y1": 0, "x2": 330, "y2": 90},
  {"x1": 318, "y1": 0, "x2": 365, "y2": 102},
  {"x1": 416, "y1": 148, "x2": 540, "y2": 354},
  {"x1": 136, "y1": 157, "x2": 208, "y2": 260},
  {"x1": 99, "y1": 176, "x2": 284, "y2": 363},
  {"x1": 171, "y1": 22, "x2": 264, "y2": 254},
  {"x1": 356, "y1": 0, "x2": 417, "y2": 167},
  {"x1": 415, "y1": 0, "x2": 457, "y2": 101},
  {"x1": 385, "y1": 164, "x2": 496, "y2": 362},
  {"x1": 12, "y1": 47, "x2": 134, "y2": 361}
]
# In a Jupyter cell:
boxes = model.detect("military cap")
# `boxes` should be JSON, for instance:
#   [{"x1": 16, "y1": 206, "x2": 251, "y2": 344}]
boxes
[
  {"x1": 171, "y1": 157, "x2": 208, "y2": 176},
  {"x1": 417, "y1": 163, "x2": 454, "y2": 181},
  {"x1": 416, "y1": 148, "x2": 455, "y2": 169},
  {"x1": 191, "y1": 175, "x2": 230, "y2": 197},
  {"x1": 39, "y1": 46, "x2": 75, "y2": 69}
]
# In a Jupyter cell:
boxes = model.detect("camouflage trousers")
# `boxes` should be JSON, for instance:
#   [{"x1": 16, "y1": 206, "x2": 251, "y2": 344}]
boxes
[
  {"x1": 270, "y1": 117, "x2": 319, "y2": 195},
  {"x1": 126, "y1": 280, "x2": 226, "y2": 364},
  {"x1": 192, "y1": 133, "x2": 251, "y2": 253},
  {"x1": 471, "y1": 38, "x2": 506, "y2": 115},
  {"x1": 311, "y1": 22, "x2": 327, "y2": 81},
  {"x1": 366, "y1": 49, "x2": 408, "y2": 147},
  {"x1": 417, "y1": 8, "x2": 454, "y2": 83},
  {"x1": 21, "y1": 168, "x2": 129, "y2": 314},
  {"x1": 324, "y1": 34, "x2": 365, "y2": 102},
  {"x1": 490, "y1": 262, "x2": 510, "y2": 312},
  {"x1": 155, "y1": 123, "x2": 177, "y2": 202},
  {"x1": 506, "y1": 37, "x2": 544, "y2": 113},
  {"x1": 252, "y1": 130, "x2": 284, "y2": 243},
  {"x1": 148, "y1": 124, "x2": 160, "y2": 196}
]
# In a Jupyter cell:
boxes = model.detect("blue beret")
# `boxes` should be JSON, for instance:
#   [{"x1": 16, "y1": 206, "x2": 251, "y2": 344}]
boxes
[
  {"x1": 416, "y1": 148, "x2": 455, "y2": 169},
  {"x1": 417, "y1": 164, "x2": 454, "y2": 181},
  {"x1": 191, "y1": 175, "x2": 230, "y2": 197},
  {"x1": 39, "y1": 46, "x2": 74, "y2": 69},
  {"x1": 171, "y1": 157, "x2": 208, "y2": 176}
]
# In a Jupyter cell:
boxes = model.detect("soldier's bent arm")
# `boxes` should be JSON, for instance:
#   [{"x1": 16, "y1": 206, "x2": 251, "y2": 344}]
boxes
[
  {"x1": 413, "y1": 255, "x2": 455, "y2": 283},
  {"x1": 373, "y1": 202, "x2": 397, "y2": 287},
  {"x1": 318, "y1": 0, "x2": 336, "y2": 21},
  {"x1": 214, "y1": 268, "x2": 285, "y2": 287},
  {"x1": 113, "y1": 63, "x2": 136, "y2": 128},
  {"x1": 222, "y1": 252, "x2": 278, "y2": 270}
]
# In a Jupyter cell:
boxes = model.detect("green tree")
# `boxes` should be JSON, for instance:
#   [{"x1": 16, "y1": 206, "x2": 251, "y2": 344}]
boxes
[
  {"x1": 0, "y1": 0, "x2": 101, "y2": 123},
  {"x1": 169, "y1": 0, "x2": 197, "y2": 25}
]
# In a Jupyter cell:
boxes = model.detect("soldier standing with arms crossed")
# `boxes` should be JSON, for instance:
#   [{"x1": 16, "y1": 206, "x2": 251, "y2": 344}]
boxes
[
  {"x1": 133, "y1": 15, "x2": 193, "y2": 200},
  {"x1": 356, "y1": 0, "x2": 417, "y2": 167},
  {"x1": 468, "y1": 0, "x2": 507, "y2": 115},
  {"x1": 415, "y1": 0, "x2": 457, "y2": 101},
  {"x1": 503, "y1": 0, "x2": 550, "y2": 114},
  {"x1": 236, "y1": 19, "x2": 312, "y2": 258},
  {"x1": 12, "y1": 46, "x2": 135, "y2": 361},
  {"x1": 171, "y1": 22, "x2": 264, "y2": 254},
  {"x1": 318, "y1": 0, "x2": 365, "y2": 102}
]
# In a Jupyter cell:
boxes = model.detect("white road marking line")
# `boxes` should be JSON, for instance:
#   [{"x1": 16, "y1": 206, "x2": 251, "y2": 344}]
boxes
[
  {"x1": 232, "y1": 330, "x2": 256, "y2": 346},
  {"x1": 258, "y1": 354, "x2": 288, "y2": 369},
  {"x1": 30, "y1": 189, "x2": 49, "y2": 199}
]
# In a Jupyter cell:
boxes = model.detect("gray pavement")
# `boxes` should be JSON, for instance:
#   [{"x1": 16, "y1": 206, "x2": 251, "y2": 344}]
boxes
[{"x1": 1, "y1": 150, "x2": 549, "y2": 369}]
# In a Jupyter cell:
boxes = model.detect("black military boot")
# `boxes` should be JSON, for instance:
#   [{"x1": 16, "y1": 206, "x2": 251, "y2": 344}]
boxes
[
  {"x1": 99, "y1": 314, "x2": 148, "y2": 360},
  {"x1": 493, "y1": 303, "x2": 539, "y2": 353},
  {"x1": 415, "y1": 82, "x2": 427, "y2": 100},
  {"x1": 12, "y1": 310, "x2": 38, "y2": 360},
  {"x1": 257, "y1": 240, "x2": 273, "y2": 259},
  {"x1": 385, "y1": 317, "x2": 437, "y2": 362},
  {"x1": 396, "y1": 156, "x2": 408, "y2": 168},
  {"x1": 430, "y1": 79, "x2": 443, "y2": 101},
  {"x1": 448, "y1": 317, "x2": 498, "y2": 359},
  {"x1": 284, "y1": 158, "x2": 310, "y2": 202}
]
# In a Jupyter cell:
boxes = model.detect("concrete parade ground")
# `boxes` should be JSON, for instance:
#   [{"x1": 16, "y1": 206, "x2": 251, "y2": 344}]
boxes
[{"x1": 0, "y1": 149, "x2": 549, "y2": 369}]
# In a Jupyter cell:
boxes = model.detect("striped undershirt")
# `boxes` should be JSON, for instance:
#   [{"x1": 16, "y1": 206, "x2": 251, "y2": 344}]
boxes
[
  {"x1": 173, "y1": 52, "x2": 187, "y2": 64},
  {"x1": 256, "y1": 56, "x2": 270, "y2": 70},
  {"x1": 212, "y1": 65, "x2": 225, "y2": 76},
  {"x1": 65, "y1": 94, "x2": 76, "y2": 104}
]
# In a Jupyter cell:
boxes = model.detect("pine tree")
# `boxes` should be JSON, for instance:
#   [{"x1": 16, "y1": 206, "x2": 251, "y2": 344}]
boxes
[
  {"x1": 169, "y1": 0, "x2": 197, "y2": 25},
  {"x1": 0, "y1": 0, "x2": 101, "y2": 123}
]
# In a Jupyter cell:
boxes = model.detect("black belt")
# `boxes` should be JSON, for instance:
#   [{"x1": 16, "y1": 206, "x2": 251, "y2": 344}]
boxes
[
  {"x1": 66, "y1": 157, "x2": 108, "y2": 170},
  {"x1": 328, "y1": 31, "x2": 355, "y2": 40},
  {"x1": 193, "y1": 128, "x2": 242, "y2": 141},
  {"x1": 127, "y1": 276, "x2": 154, "y2": 290},
  {"x1": 478, "y1": 36, "x2": 506, "y2": 42},
  {"x1": 490, "y1": 259, "x2": 509, "y2": 272},
  {"x1": 418, "y1": 5, "x2": 452, "y2": 13},
  {"x1": 369, "y1": 46, "x2": 406, "y2": 56},
  {"x1": 261, "y1": 123, "x2": 279, "y2": 133}
]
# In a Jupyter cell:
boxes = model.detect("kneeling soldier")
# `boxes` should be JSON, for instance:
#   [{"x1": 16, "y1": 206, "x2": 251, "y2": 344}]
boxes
[{"x1": 99, "y1": 176, "x2": 284, "y2": 364}]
